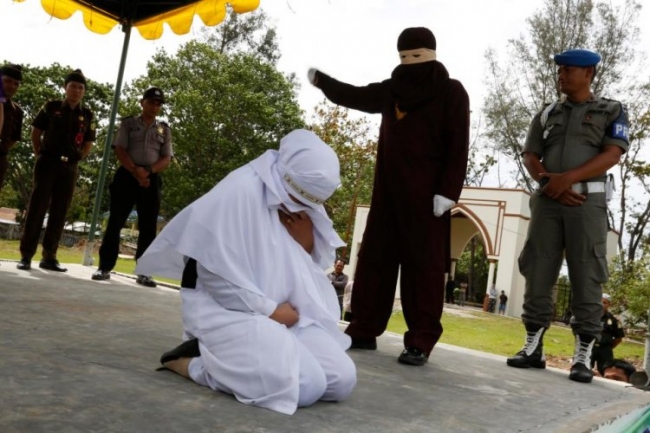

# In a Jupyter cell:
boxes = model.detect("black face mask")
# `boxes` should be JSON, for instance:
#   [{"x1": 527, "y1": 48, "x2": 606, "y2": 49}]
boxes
[{"x1": 390, "y1": 60, "x2": 450, "y2": 112}]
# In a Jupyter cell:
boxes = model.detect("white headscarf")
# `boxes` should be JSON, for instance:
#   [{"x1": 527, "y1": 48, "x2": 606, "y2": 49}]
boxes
[
  {"x1": 136, "y1": 129, "x2": 345, "y2": 282},
  {"x1": 277, "y1": 129, "x2": 340, "y2": 208}
]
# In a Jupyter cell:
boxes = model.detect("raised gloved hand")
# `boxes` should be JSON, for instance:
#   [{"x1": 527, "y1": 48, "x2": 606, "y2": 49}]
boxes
[
  {"x1": 433, "y1": 195, "x2": 455, "y2": 217},
  {"x1": 308, "y1": 68, "x2": 319, "y2": 85}
]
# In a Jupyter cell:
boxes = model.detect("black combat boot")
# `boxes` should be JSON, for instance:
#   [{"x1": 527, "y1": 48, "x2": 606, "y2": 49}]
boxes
[
  {"x1": 507, "y1": 324, "x2": 546, "y2": 369},
  {"x1": 569, "y1": 334, "x2": 595, "y2": 383}
]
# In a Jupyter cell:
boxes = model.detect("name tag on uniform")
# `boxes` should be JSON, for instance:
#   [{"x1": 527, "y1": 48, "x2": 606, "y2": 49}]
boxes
[{"x1": 612, "y1": 122, "x2": 629, "y2": 140}]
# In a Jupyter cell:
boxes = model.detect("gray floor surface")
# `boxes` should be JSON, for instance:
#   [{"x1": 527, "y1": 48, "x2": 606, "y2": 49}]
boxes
[{"x1": 1, "y1": 261, "x2": 649, "y2": 433}]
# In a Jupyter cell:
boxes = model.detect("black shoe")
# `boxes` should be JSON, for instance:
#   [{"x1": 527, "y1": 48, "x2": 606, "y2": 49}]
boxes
[
  {"x1": 91, "y1": 269, "x2": 111, "y2": 281},
  {"x1": 398, "y1": 347, "x2": 429, "y2": 366},
  {"x1": 569, "y1": 334, "x2": 595, "y2": 383},
  {"x1": 39, "y1": 259, "x2": 67, "y2": 272},
  {"x1": 136, "y1": 275, "x2": 157, "y2": 287},
  {"x1": 507, "y1": 326, "x2": 546, "y2": 369},
  {"x1": 349, "y1": 337, "x2": 377, "y2": 350},
  {"x1": 16, "y1": 258, "x2": 31, "y2": 271},
  {"x1": 160, "y1": 339, "x2": 201, "y2": 365}
]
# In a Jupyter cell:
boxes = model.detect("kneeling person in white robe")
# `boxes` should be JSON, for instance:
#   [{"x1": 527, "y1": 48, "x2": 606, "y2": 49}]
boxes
[{"x1": 136, "y1": 129, "x2": 356, "y2": 415}]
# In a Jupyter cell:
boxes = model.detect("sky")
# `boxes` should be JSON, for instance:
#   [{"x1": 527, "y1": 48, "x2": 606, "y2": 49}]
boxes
[{"x1": 1, "y1": 0, "x2": 649, "y2": 158}]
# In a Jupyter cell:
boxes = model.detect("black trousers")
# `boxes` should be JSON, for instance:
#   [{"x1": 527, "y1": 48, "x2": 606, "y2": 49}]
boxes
[
  {"x1": 0, "y1": 152, "x2": 9, "y2": 190},
  {"x1": 98, "y1": 166, "x2": 161, "y2": 272},
  {"x1": 20, "y1": 155, "x2": 78, "y2": 260},
  {"x1": 591, "y1": 344, "x2": 614, "y2": 375}
]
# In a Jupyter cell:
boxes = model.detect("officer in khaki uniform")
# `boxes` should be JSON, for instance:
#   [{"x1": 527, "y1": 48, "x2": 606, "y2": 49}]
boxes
[
  {"x1": 91, "y1": 87, "x2": 173, "y2": 287},
  {"x1": 17, "y1": 69, "x2": 95, "y2": 272},
  {"x1": 506, "y1": 49, "x2": 629, "y2": 384},
  {"x1": 0, "y1": 64, "x2": 24, "y2": 191}
]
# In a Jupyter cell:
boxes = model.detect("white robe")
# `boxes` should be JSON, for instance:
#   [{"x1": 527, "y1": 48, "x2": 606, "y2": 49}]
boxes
[{"x1": 137, "y1": 151, "x2": 355, "y2": 415}]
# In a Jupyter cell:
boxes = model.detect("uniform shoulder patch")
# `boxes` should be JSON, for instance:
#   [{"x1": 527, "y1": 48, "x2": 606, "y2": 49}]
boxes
[{"x1": 607, "y1": 101, "x2": 629, "y2": 142}]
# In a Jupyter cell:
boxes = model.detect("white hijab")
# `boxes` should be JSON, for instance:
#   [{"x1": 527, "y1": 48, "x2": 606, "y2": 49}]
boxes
[{"x1": 136, "y1": 129, "x2": 345, "y2": 293}]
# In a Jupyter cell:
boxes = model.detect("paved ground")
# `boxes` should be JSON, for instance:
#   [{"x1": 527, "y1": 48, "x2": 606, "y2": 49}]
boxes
[{"x1": 1, "y1": 260, "x2": 649, "y2": 433}]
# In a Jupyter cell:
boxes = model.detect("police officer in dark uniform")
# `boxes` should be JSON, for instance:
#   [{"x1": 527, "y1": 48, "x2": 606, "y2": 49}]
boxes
[
  {"x1": 506, "y1": 49, "x2": 629, "y2": 384},
  {"x1": 91, "y1": 87, "x2": 173, "y2": 287},
  {"x1": 591, "y1": 293, "x2": 625, "y2": 375},
  {"x1": 0, "y1": 64, "x2": 24, "y2": 191},
  {"x1": 17, "y1": 69, "x2": 95, "y2": 272}
]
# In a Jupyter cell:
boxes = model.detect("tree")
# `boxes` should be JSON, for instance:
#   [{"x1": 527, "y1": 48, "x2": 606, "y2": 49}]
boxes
[
  {"x1": 0, "y1": 62, "x2": 113, "y2": 224},
  {"x1": 465, "y1": 116, "x2": 498, "y2": 187},
  {"x1": 483, "y1": 0, "x2": 646, "y2": 190},
  {"x1": 605, "y1": 248, "x2": 650, "y2": 327},
  {"x1": 123, "y1": 10, "x2": 304, "y2": 218},
  {"x1": 308, "y1": 101, "x2": 377, "y2": 260},
  {"x1": 482, "y1": 0, "x2": 650, "y2": 311}
]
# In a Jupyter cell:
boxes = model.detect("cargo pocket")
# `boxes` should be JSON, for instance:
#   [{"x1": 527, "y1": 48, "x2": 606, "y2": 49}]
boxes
[
  {"x1": 592, "y1": 241, "x2": 609, "y2": 283},
  {"x1": 518, "y1": 241, "x2": 532, "y2": 277}
]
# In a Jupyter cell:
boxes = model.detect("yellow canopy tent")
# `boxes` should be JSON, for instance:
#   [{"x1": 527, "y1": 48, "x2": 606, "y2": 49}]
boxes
[{"x1": 13, "y1": 0, "x2": 260, "y2": 264}]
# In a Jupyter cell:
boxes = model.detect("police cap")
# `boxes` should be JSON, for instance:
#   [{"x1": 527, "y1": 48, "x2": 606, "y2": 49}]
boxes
[
  {"x1": 553, "y1": 49, "x2": 601, "y2": 67},
  {"x1": 65, "y1": 69, "x2": 87, "y2": 86},
  {"x1": 1, "y1": 64, "x2": 23, "y2": 81},
  {"x1": 143, "y1": 87, "x2": 165, "y2": 103}
]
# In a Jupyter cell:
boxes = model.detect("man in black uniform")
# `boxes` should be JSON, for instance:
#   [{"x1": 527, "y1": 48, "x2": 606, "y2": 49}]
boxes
[
  {"x1": 91, "y1": 87, "x2": 172, "y2": 287},
  {"x1": 17, "y1": 69, "x2": 95, "y2": 272},
  {"x1": 0, "y1": 64, "x2": 24, "y2": 191},
  {"x1": 591, "y1": 293, "x2": 625, "y2": 375}
]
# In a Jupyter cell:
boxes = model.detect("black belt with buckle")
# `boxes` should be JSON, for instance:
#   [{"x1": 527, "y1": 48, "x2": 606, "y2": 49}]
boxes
[{"x1": 41, "y1": 152, "x2": 79, "y2": 163}]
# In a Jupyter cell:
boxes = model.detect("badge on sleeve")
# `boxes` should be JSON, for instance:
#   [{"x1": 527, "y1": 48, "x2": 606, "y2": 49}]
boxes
[
  {"x1": 610, "y1": 104, "x2": 630, "y2": 141},
  {"x1": 611, "y1": 122, "x2": 629, "y2": 140}
]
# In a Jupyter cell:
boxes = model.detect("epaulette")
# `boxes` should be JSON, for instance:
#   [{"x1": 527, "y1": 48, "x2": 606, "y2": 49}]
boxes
[
  {"x1": 159, "y1": 121, "x2": 170, "y2": 128},
  {"x1": 120, "y1": 115, "x2": 135, "y2": 122}
]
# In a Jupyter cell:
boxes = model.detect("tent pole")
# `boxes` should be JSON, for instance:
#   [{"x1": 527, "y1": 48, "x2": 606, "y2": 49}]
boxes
[{"x1": 82, "y1": 22, "x2": 133, "y2": 266}]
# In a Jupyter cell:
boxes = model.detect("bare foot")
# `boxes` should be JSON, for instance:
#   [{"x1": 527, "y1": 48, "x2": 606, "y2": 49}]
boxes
[{"x1": 163, "y1": 357, "x2": 192, "y2": 378}]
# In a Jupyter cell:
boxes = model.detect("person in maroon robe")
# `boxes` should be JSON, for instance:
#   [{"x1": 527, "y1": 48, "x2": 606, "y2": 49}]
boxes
[{"x1": 308, "y1": 27, "x2": 469, "y2": 366}]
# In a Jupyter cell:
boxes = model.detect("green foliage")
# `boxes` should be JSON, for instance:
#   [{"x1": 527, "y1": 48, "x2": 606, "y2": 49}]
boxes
[
  {"x1": 0, "y1": 62, "x2": 114, "y2": 223},
  {"x1": 605, "y1": 249, "x2": 650, "y2": 327},
  {"x1": 123, "y1": 10, "x2": 304, "y2": 218},
  {"x1": 308, "y1": 101, "x2": 377, "y2": 259},
  {"x1": 454, "y1": 235, "x2": 490, "y2": 302}
]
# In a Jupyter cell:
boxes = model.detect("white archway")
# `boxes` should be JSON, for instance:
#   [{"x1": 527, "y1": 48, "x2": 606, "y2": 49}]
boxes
[{"x1": 346, "y1": 187, "x2": 619, "y2": 319}]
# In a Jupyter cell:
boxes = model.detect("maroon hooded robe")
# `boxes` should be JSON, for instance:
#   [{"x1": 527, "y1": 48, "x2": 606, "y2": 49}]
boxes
[{"x1": 313, "y1": 58, "x2": 469, "y2": 356}]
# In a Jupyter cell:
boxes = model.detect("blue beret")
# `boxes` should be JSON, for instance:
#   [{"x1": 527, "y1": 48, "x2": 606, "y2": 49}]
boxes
[{"x1": 554, "y1": 49, "x2": 601, "y2": 67}]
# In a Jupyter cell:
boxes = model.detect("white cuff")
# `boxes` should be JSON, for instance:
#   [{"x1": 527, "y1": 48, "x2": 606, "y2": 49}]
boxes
[
  {"x1": 308, "y1": 68, "x2": 318, "y2": 85},
  {"x1": 433, "y1": 195, "x2": 455, "y2": 217}
]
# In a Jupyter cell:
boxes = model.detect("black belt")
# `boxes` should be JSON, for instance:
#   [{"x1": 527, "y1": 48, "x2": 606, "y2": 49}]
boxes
[{"x1": 41, "y1": 151, "x2": 80, "y2": 163}]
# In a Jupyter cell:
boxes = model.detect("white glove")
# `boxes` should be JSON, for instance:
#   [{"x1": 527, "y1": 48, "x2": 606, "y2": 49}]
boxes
[
  {"x1": 433, "y1": 195, "x2": 455, "y2": 217},
  {"x1": 308, "y1": 68, "x2": 319, "y2": 85}
]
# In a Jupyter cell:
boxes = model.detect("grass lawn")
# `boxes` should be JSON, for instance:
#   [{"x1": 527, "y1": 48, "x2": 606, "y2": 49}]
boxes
[
  {"x1": 0, "y1": 239, "x2": 179, "y2": 285},
  {"x1": 387, "y1": 308, "x2": 645, "y2": 369}
]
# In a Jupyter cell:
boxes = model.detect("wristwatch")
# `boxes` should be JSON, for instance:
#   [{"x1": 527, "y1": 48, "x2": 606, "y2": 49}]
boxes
[
  {"x1": 145, "y1": 166, "x2": 153, "y2": 174},
  {"x1": 539, "y1": 177, "x2": 549, "y2": 188}
]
